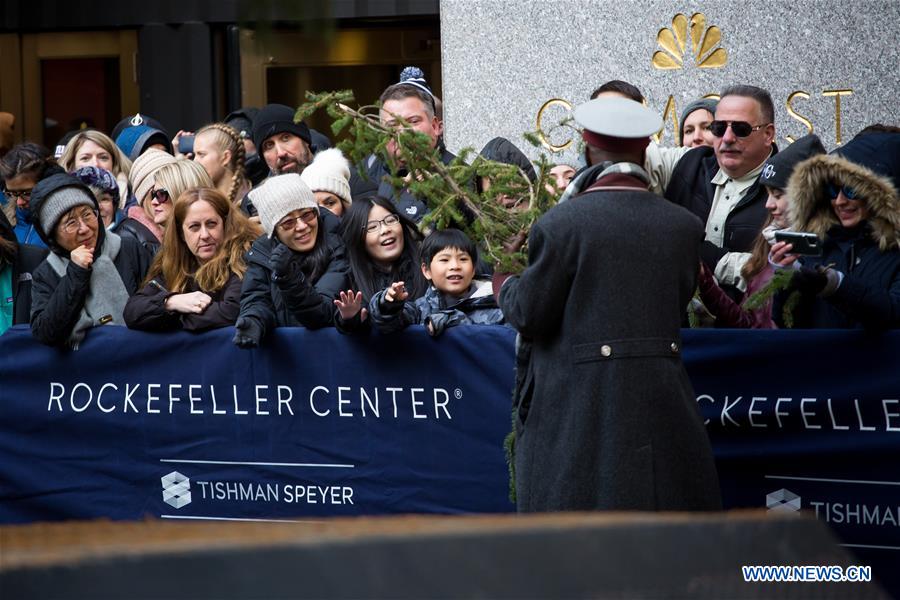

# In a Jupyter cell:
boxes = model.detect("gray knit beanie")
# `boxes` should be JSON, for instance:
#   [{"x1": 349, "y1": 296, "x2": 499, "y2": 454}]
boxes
[
  {"x1": 39, "y1": 186, "x2": 96, "y2": 234},
  {"x1": 679, "y1": 98, "x2": 719, "y2": 142},
  {"x1": 248, "y1": 174, "x2": 317, "y2": 238}
]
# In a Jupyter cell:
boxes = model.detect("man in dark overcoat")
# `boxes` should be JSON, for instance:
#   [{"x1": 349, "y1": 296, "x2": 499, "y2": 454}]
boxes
[{"x1": 496, "y1": 97, "x2": 721, "y2": 512}]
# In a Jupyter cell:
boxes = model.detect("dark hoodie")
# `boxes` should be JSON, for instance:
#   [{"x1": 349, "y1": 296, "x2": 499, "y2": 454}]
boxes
[
  {"x1": 478, "y1": 137, "x2": 537, "y2": 186},
  {"x1": 0, "y1": 209, "x2": 48, "y2": 328},
  {"x1": 778, "y1": 132, "x2": 900, "y2": 329},
  {"x1": 27, "y1": 174, "x2": 152, "y2": 345}
]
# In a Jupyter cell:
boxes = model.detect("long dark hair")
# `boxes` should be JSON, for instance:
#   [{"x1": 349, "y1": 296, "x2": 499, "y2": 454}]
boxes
[{"x1": 340, "y1": 195, "x2": 426, "y2": 300}]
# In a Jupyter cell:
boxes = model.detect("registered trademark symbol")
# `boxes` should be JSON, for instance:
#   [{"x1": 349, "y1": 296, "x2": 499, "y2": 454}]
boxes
[{"x1": 454, "y1": 388, "x2": 462, "y2": 399}]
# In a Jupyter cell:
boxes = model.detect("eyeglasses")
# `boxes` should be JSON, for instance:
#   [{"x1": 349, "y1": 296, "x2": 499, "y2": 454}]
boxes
[
  {"x1": 60, "y1": 208, "x2": 98, "y2": 234},
  {"x1": 4, "y1": 188, "x2": 32, "y2": 201},
  {"x1": 277, "y1": 209, "x2": 318, "y2": 232},
  {"x1": 826, "y1": 182, "x2": 861, "y2": 201},
  {"x1": 150, "y1": 188, "x2": 170, "y2": 204},
  {"x1": 709, "y1": 120, "x2": 770, "y2": 138},
  {"x1": 364, "y1": 213, "x2": 400, "y2": 234}
]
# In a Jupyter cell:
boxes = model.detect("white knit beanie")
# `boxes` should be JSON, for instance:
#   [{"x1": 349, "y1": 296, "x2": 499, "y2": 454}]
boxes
[
  {"x1": 300, "y1": 148, "x2": 352, "y2": 206},
  {"x1": 249, "y1": 174, "x2": 317, "y2": 238},
  {"x1": 129, "y1": 149, "x2": 178, "y2": 204}
]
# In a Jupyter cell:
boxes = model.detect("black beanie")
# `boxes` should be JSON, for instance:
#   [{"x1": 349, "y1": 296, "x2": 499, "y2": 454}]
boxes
[
  {"x1": 759, "y1": 134, "x2": 826, "y2": 190},
  {"x1": 252, "y1": 104, "x2": 312, "y2": 152}
]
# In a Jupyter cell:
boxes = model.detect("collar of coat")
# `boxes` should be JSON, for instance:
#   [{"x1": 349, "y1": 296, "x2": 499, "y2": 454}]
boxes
[{"x1": 787, "y1": 154, "x2": 900, "y2": 251}]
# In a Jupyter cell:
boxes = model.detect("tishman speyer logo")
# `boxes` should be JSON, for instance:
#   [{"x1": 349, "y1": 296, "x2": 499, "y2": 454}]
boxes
[
  {"x1": 162, "y1": 471, "x2": 191, "y2": 508},
  {"x1": 767, "y1": 488, "x2": 801, "y2": 513}
]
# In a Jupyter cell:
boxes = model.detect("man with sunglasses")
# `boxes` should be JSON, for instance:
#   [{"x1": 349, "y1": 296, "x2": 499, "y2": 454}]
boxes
[{"x1": 664, "y1": 85, "x2": 777, "y2": 299}]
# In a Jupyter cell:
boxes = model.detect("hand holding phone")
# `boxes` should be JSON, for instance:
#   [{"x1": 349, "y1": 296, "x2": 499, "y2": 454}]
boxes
[{"x1": 774, "y1": 231, "x2": 822, "y2": 256}]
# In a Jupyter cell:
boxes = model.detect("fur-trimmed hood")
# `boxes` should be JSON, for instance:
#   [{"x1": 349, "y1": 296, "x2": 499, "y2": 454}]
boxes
[{"x1": 787, "y1": 153, "x2": 900, "y2": 251}]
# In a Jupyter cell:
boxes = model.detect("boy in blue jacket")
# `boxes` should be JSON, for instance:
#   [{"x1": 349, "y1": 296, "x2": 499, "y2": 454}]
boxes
[{"x1": 370, "y1": 228, "x2": 504, "y2": 336}]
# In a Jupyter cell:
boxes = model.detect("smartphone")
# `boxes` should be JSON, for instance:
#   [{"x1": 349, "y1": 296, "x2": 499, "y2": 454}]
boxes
[
  {"x1": 774, "y1": 231, "x2": 823, "y2": 256},
  {"x1": 178, "y1": 135, "x2": 195, "y2": 155}
]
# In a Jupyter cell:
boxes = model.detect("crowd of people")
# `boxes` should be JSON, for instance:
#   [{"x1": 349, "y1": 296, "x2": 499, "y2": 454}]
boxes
[
  {"x1": 1, "y1": 65, "x2": 898, "y2": 515},
  {"x1": 1, "y1": 70, "x2": 898, "y2": 345}
]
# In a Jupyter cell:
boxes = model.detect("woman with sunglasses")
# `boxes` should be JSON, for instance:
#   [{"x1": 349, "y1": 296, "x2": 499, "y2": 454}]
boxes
[
  {"x1": 27, "y1": 173, "x2": 152, "y2": 347},
  {"x1": 151, "y1": 160, "x2": 215, "y2": 232},
  {"x1": 0, "y1": 142, "x2": 62, "y2": 249},
  {"x1": 776, "y1": 131, "x2": 900, "y2": 329},
  {"x1": 118, "y1": 149, "x2": 178, "y2": 256},
  {"x1": 124, "y1": 188, "x2": 257, "y2": 332},
  {"x1": 233, "y1": 174, "x2": 349, "y2": 348},
  {"x1": 333, "y1": 195, "x2": 427, "y2": 333}
]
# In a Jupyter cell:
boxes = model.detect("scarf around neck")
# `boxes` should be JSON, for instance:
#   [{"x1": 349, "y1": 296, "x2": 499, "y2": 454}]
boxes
[{"x1": 46, "y1": 231, "x2": 129, "y2": 349}]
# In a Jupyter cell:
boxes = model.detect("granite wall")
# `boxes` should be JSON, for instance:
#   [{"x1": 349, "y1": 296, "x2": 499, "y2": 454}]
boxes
[{"x1": 440, "y1": 0, "x2": 899, "y2": 164}]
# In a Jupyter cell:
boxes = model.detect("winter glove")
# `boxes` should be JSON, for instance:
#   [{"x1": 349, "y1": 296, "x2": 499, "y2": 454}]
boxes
[
  {"x1": 424, "y1": 311, "x2": 464, "y2": 338},
  {"x1": 233, "y1": 316, "x2": 263, "y2": 349},
  {"x1": 791, "y1": 266, "x2": 841, "y2": 297},
  {"x1": 699, "y1": 240, "x2": 727, "y2": 271},
  {"x1": 269, "y1": 243, "x2": 301, "y2": 282}
]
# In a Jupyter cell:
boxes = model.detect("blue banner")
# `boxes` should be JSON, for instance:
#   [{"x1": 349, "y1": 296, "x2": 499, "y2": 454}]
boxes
[{"x1": 1, "y1": 326, "x2": 898, "y2": 589}]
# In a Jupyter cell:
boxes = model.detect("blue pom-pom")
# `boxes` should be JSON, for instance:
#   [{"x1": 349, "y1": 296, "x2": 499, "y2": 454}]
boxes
[{"x1": 400, "y1": 66, "x2": 425, "y2": 82}]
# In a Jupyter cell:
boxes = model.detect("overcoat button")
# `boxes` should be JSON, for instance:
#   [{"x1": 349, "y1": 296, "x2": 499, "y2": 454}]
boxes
[
  {"x1": 601, "y1": 345, "x2": 612, "y2": 357},
  {"x1": 670, "y1": 342, "x2": 679, "y2": 353}
]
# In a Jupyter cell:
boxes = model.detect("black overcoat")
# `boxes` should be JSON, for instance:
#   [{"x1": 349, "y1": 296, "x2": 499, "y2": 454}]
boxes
[{"x1": 499, "y1": 181, "x2": 721, "y2": 512}]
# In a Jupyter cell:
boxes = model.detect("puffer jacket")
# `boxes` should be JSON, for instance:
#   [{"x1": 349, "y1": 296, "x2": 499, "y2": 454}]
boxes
[
  {"x1": 778, "y1": 134, "x2": 900, "y2": 329},
  {"x1": 124, "y1": 272, "x2": 243, "y2": 332},
  {"x1": 237, "y1": 232, "x2": 349, "y2": 336},
  {"x1": 369, "y1": 279, "x2": 505, "y2": 336}
]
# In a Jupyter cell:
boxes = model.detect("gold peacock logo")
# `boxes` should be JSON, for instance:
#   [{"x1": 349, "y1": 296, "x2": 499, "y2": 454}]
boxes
[{"x1": 652, "y1": 13, "x2": 727, "y2": 70}]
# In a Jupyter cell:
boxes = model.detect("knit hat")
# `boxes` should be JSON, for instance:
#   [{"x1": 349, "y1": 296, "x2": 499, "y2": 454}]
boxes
[
  {"x1": 251, "y1": 104, "x2": 312, "y2": 153},
  {"x1": 36, "y1": 181, "x2": 96, "y2": 234},
  {"x1": 760, "y1": 133, "x2": 826, "y2": 190},
  {"x1": 397, "y1": 66, "x2": 435, "y2": 101},
  {"x1": 72, "y1": 166, "x2": 120, "y2": 204},
  {"x1": 116, "y1": 124, "x2": 172, "y2": 161},
  {"x1": 300, "y1": 148, "x2": 352, "y2": 206},
  {"x1": 679, "y1": 98, "x2": 718, "y2": 142},
  {"x1": 129, "y1": 149, "x2": 178, "y2": 204},
  {"x1": 248, "y1": 174, "x2": 317, "y2": 238}
]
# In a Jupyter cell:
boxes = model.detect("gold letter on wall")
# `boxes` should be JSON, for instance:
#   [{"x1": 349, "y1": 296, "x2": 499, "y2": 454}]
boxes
[
  {"x1": 652, "y1": 95, "x2": 679, "y2": 145},
  {"x1": 822, "y1": 89, "x2": 853, "y2": 146},
  {"x1": 785, "y1": 91, "x2": 813, "y2": 145},
  {"x1": 536, "y1": 98, "x2": 573, "y2": 152}
]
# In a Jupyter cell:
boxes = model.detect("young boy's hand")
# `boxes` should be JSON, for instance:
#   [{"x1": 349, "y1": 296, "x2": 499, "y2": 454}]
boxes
[
  {"x1": 334, "y1": 290, "x2": 368, "y2": 321},
  {"x1": 384, "y1": 281, "x2": 409, "y2": 304}
]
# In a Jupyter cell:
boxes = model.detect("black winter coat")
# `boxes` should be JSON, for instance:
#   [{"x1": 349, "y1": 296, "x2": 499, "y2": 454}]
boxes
[
  {"x1": 30, "y1": 235, "x2": 152, "y2": 346},
  {"x1": 124, "y1": 272, "x2": 243, "y2": 332},
  {"x1": 237, "y1": 233, "x2": 349, "y2": 336},
  {"x1": 114, "y1": 217, "x2": 161, "y2": 257},
  {"x1": 664, "y1": 146, "x2": 775, "y2": 269},
  {"x1": 499, "y1": 178, "x2": 721, "y2": 512},
  {"x1": 10, "y1": 245, "x2": 48, "y2": 325},
  {"x1": 776, "y1": 148, "x2": 900, "y2": 329}
]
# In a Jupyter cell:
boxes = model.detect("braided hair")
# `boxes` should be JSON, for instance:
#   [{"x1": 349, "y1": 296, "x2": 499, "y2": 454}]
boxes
[{"x1": 195, "y1": 123, "x2": 247, "y2": 205}]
